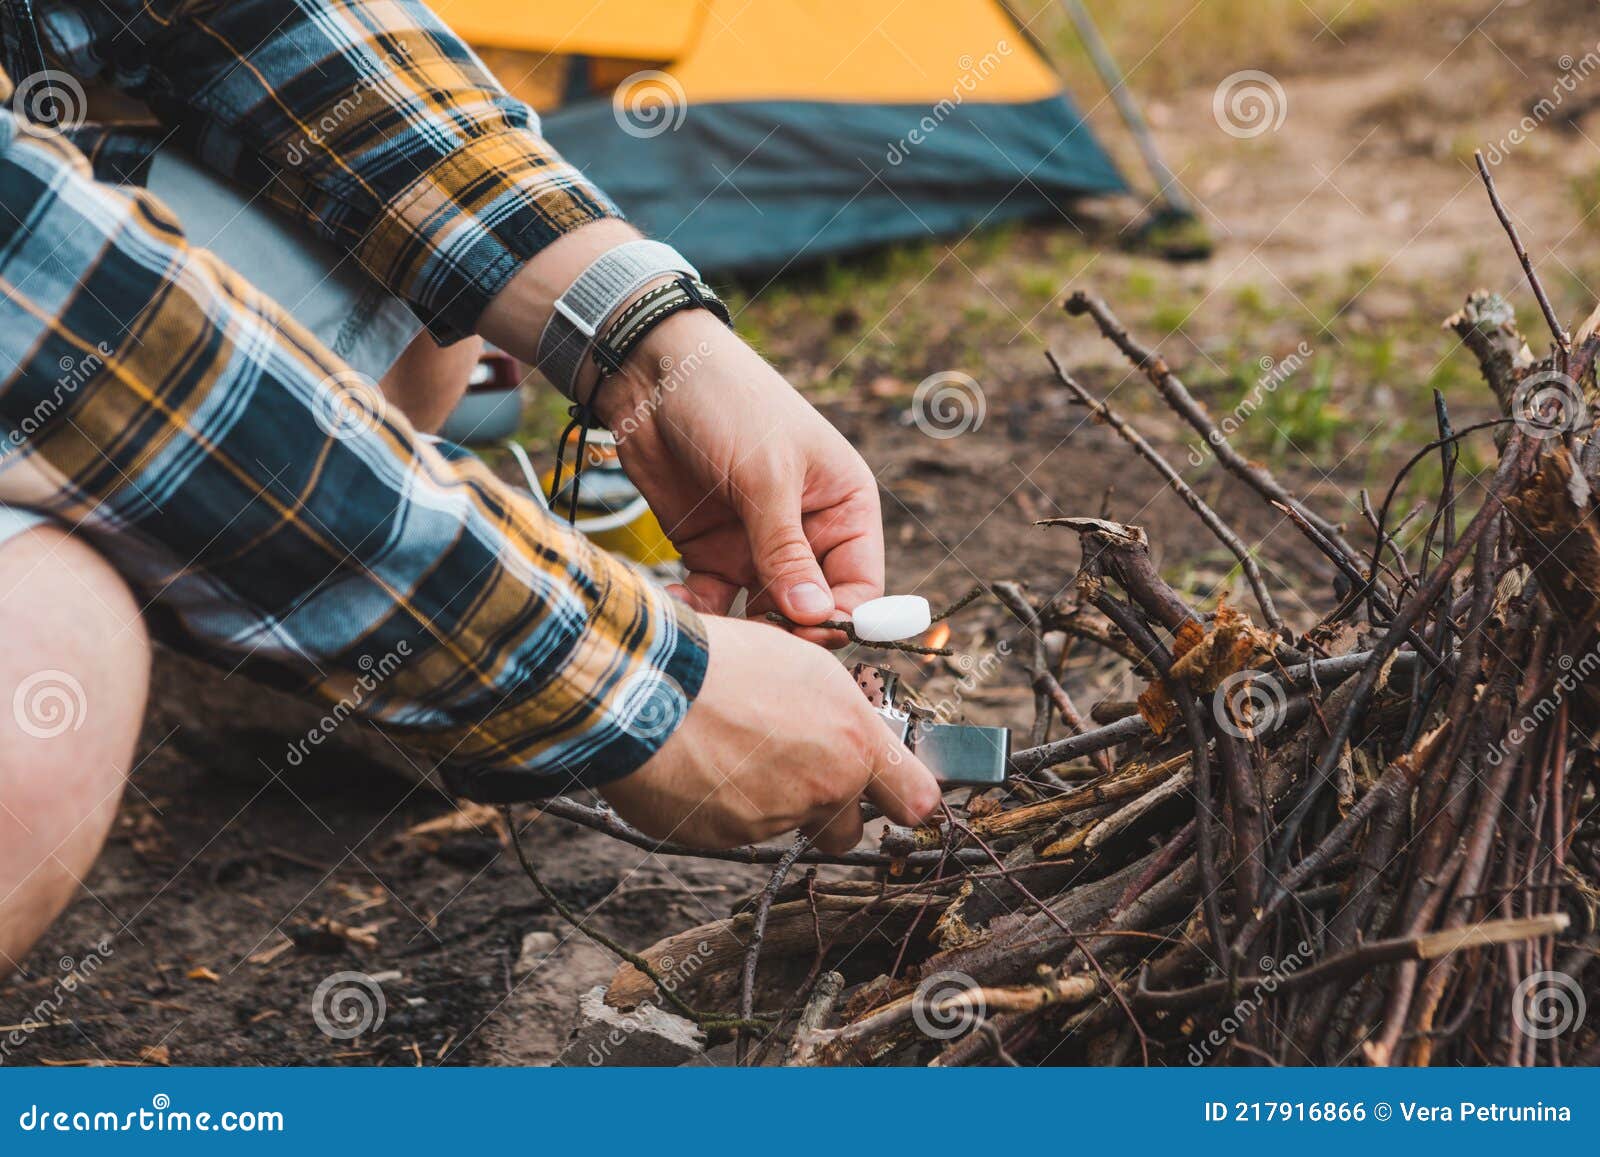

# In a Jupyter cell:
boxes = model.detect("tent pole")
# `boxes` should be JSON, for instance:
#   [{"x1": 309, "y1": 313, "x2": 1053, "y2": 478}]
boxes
[{"x1": 1051, "y1": 0, "x2": 1194, "y2": 218}]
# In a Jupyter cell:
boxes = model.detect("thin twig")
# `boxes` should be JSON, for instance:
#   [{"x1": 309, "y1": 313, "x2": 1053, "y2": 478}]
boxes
[
  {"x1": 501, "y1": 807, "x2": 767, "y2": 1032},
  {"x1": 1474, "y1": 151, "x2": 1569, "y2": 359},
  {"x1": 738, "y1": 835, "x2": 810, "y2": 1063},
  {"x1": 1049, "y1": 351, "x2": 1282, "y2": 633},
  {"x1": 763, "y1": 611, "x2": 953, "y2": 655}
]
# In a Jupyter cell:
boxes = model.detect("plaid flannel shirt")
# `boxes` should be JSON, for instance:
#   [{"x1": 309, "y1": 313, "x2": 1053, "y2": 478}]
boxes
[{"x1": 0, "y1": 1, "x2": 708, "y2": 798}]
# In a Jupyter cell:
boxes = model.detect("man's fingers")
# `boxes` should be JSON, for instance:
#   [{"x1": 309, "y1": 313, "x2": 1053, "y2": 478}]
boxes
[
  {"x1": 679, "y1": 571, "x2": 741, "y2": 616},
  {"x1": 802, "y1": 799, "x2": 865, "y2": 855},
  {"x1": 812, "y1": 505, "x2": 885, "y2": 615},
  {"x1": 745, "y1": 491, "x2": 835, "y2": 625},
  {"x1": 864, "y1": 735, "x2": 942, "y2": 827}
]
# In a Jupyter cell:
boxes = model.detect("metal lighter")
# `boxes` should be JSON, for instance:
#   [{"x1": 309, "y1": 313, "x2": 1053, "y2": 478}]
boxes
[{"x1": 850, "y1": 664, "x2": 1011, "y2": 786}]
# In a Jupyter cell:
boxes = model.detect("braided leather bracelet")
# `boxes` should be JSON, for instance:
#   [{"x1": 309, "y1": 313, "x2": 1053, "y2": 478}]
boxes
[
  {"x1": 590, "y1": 275, "x2": 731, "y2": 378},
  {"x1": 546, "y1": 276, "x2": 730, "y2": 524}
]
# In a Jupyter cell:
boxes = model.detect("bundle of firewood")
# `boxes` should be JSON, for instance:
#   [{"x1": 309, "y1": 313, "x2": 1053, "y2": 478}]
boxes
[{"x1": 511, "y1": 157, "x2": 1597, "y2": 1066}]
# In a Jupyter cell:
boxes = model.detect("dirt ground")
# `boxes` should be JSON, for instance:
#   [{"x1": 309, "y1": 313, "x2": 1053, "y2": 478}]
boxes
[{"x1": 7, "y1": 0, "x2": 1600, "y2": 1066}]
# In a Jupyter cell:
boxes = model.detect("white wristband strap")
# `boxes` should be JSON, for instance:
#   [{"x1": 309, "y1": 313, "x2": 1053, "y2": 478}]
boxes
[{"x1": 535, "y1": 240, "x2": 701, "y2": 398}]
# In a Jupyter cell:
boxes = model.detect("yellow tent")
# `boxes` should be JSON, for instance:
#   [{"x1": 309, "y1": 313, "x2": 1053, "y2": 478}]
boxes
[{"x1": 437, "y1": 0, "x2": 1125, "y2": 271}]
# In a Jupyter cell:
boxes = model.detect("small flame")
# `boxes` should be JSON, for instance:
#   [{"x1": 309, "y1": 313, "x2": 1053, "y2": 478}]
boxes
[{"x1": 924, "y1": 621, "x2": 952, "y2": 651}]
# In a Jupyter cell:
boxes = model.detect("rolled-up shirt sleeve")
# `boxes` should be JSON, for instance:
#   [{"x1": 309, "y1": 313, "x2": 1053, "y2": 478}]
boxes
[
  {"x1": 0, "y1": 105, "x2": 705, "y2": 797},
  {"x1": 37, "y1": 0, "x2": 623, "y2": 341}
]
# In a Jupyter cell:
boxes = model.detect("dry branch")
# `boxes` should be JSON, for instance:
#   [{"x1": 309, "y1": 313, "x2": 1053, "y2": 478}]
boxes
[{"x1": 561, "y1": 169, "x2": 1599, "y2": 1067}]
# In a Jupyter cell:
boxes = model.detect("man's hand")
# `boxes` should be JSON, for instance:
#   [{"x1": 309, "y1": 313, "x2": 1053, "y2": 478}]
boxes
[
  {"x1": 600, "y1": 616, "x2": 942, "y2": 853},
  {"x1": 598, "y1": 310, "x2": 883, "y2": 643},
  {"x1": 479, "y1": 223, "x2": 885, "y2": 642}
]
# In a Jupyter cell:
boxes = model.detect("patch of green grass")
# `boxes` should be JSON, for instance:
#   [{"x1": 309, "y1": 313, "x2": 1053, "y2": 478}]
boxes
[
  {"x1": 1239, "y1": 353, "x2": 1346, "y2": 462},
  {"x1": 1017, "y1": 268, "x2": 1063, "y2": 308},
  {"x1": 1122, "y1": 268, "x2": 1159, "y2": 302},
  {"x1": 1230, "y1": 283, "x2": 1273, "y2": 321},
  {"x1": 1149, "y1": 299, "x2": 1196, "y2": 336},
  {"x1": 959, "y1": 221, "x2": 1022, "y2": 267},
  {"x1": 1347, "y1": 333, "x2": 1397, "y2": 382}
]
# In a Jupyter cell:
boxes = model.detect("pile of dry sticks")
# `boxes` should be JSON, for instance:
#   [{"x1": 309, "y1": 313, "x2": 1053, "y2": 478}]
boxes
[{"x1": 506, "y1": 156, "x2": 1598, "y2": 1066}]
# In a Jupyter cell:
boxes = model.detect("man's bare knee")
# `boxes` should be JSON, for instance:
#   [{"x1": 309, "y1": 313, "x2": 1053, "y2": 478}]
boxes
[{"x1": 0, "y1": 525, "x2": 149, "y2": 973}]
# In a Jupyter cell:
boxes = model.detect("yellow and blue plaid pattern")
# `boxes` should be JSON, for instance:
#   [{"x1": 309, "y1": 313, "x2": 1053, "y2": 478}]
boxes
[
  {"x1": 0, "y1": 3, "x2": 708, "y2": 797},
  {"x1": 28, "y1": 0, "x2": 623, "y2": 340}
]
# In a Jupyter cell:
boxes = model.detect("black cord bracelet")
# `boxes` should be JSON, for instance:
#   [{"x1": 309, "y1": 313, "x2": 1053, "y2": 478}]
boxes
[
  {"x1": 546, "y1": 276, "x2": 731, "y2": 525},
  {"x1": 592, "y1": 275, "x2": 731, "y2": 379}
]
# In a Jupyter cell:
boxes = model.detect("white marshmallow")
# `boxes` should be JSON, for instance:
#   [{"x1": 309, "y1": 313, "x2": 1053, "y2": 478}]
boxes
[{"x1": 850, "y1": 595, "x2": 932, "y2": 642}]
